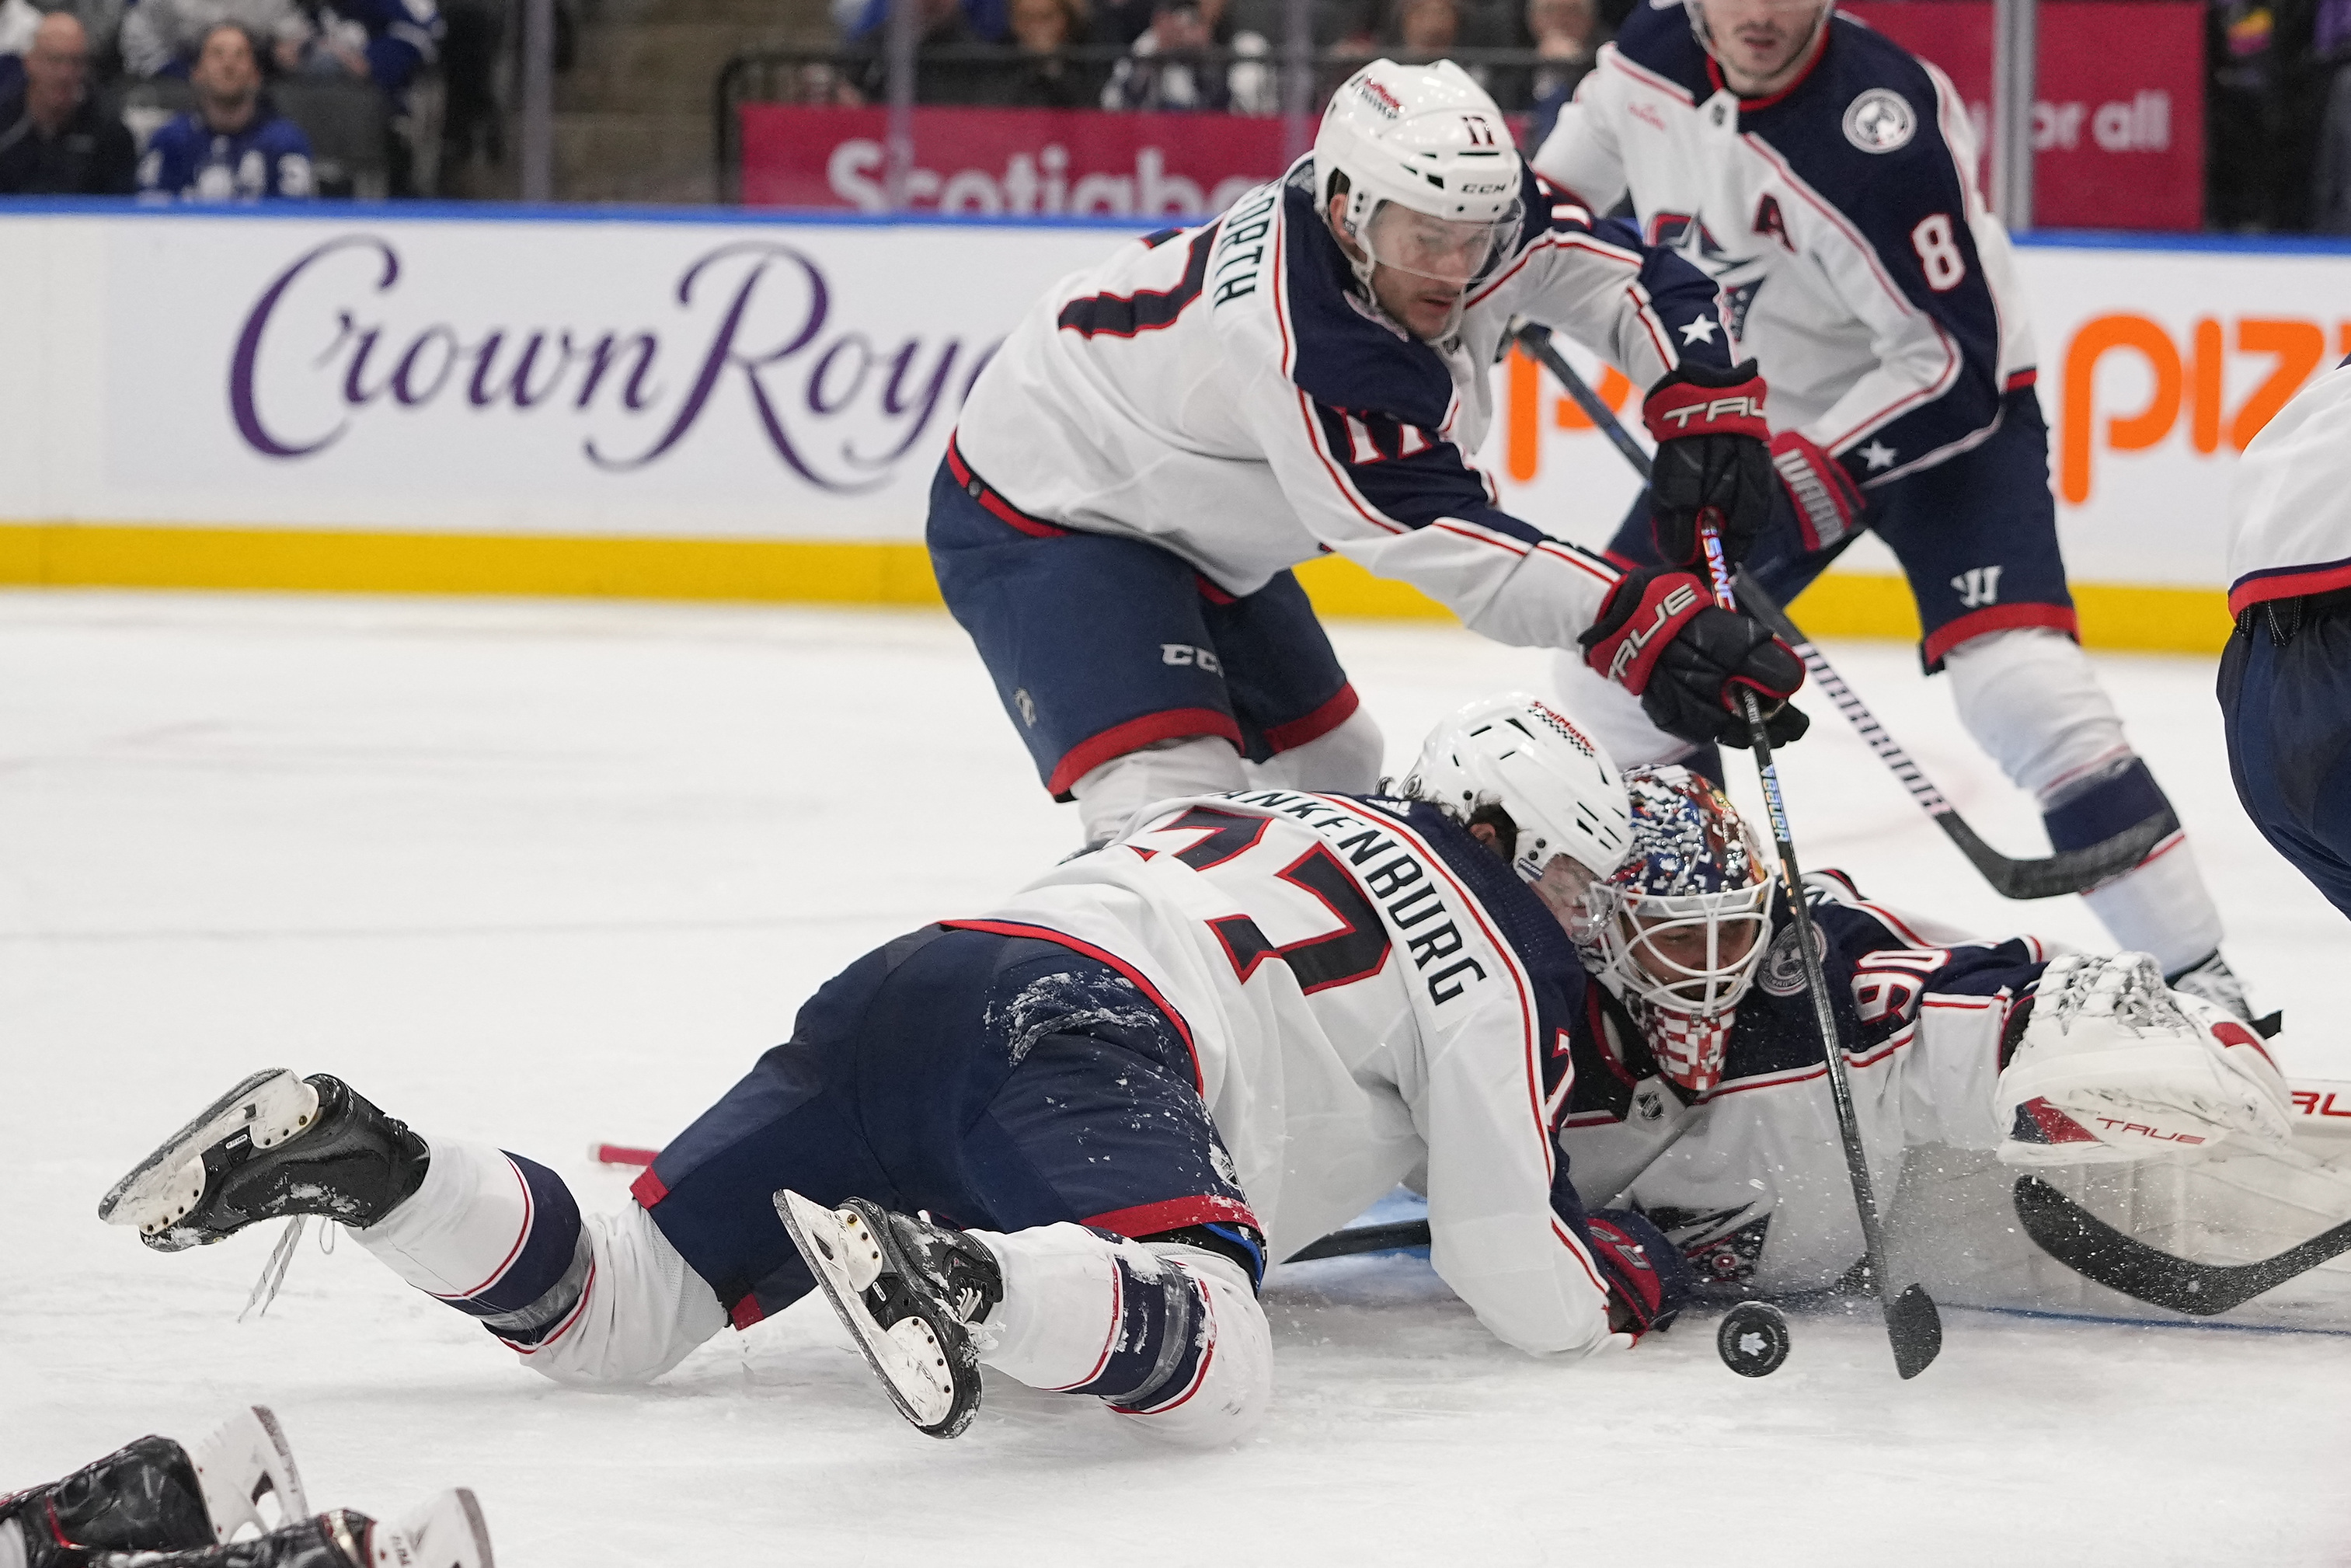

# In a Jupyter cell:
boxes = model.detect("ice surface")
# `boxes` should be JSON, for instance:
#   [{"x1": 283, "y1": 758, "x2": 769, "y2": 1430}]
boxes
[{"x1": 3, "y1": 592, "x2": 2348, "y2": 1567}]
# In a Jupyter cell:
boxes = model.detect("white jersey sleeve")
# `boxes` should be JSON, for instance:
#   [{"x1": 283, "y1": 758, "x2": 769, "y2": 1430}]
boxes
[{"x1": 2227, "y1": 353, "x2": 2351, "y2": 613}]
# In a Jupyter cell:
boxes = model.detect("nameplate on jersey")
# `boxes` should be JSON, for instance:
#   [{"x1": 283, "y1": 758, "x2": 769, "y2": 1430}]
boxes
[
  {"x1": 1210, "y1": 185, "x2": 1281, "y2": 309},
  {"x1": 1211, "y1": 789, "x2": 1495, "y2": 1006}
]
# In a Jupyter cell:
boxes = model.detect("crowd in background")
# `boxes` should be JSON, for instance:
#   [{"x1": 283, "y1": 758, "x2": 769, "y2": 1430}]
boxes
[
  {"x1": 0, "y1": 0, "x2": 504, "y2": 197},
  {"x1": 2, "y1": 0, "x2": 2347, "y2": 229}
]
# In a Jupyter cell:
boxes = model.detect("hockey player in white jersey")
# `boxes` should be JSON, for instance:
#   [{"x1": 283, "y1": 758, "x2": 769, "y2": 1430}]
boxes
[
  {"x1": 2221, "y1": 352, "x2": 2351, "y2": 920},
  {"x1": 0, "y1": 1408, "x2": 490, "y2": 1568},
  {"x1": 101, "y1": 695, "x2": 1694, "y2": 1448},
  {"x1": 1531, "y1": 0, "x2": 2252, "y2": 1017},
  {"x1": 935, "y1": 56, "x2": 1809, "y2": 847},
  {"x1": 1546, "y1": 765, "x2": 2296, "y2": 1300}
]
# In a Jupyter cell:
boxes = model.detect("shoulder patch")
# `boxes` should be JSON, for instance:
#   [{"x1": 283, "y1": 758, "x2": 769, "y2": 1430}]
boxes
[{"x1": 1841, "y1": 88, "x2": 1916, "y2": 153}]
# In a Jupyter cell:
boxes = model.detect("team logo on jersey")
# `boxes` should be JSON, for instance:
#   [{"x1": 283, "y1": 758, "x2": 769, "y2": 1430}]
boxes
[
  {"x1": 1759, "y1": 919, "x2": 1827, "y2": 996},
  {"x1": 1843, "y1": 89, "x2": 1917, "y2": 153}
]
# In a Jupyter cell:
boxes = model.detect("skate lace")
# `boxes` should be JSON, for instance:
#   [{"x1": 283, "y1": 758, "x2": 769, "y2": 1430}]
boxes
[{"x1": 239, "y1": 1214, "x2": 333, "y2": 1321}]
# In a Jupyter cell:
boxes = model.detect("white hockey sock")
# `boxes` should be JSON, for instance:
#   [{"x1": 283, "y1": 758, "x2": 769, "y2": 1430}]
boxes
[
  {"x1": 1071, "y1": 734, "x2": 1246, "y2": 845},
  {"x1": 0, "y1": 1516, "x2": 28, "y2": 1568},
  {"x1": 973, "y1": 1222, "x2": 1272, "y2": 1447},
  {"x1": 1945, "y1": 629, "x2": 2224, "y2": 970},
  {"x1": 355, "y1": 1136, "x2": 588, "y2": 1340},
  {"x1": 1251, "y1": 703, "x2": 1384, "y2": 793}
]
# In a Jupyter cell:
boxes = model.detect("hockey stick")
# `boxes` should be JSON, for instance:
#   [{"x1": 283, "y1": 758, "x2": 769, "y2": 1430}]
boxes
[
  {"x1": 1700, "y1": 522, "x2": 1942, "y2": 1378},
  {"x1": 1510, "y1": 322, "x2": 2177, "y2": 901},
  {"x1": 590, "y1": 1144, "x2": 1435, "y2": 1264},
  {"x1": 2012, "y1": 1175, "x2": 2351, "y2": 1316}
]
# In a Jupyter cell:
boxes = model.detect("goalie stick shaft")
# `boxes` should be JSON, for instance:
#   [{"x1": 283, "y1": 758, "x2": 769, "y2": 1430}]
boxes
[
  {"x1": 1510, "y1": 322, "x2": 2174, "y2": 901},
  {"x1": 1702, "y1": 525, "x2": 1942, "y2": 1378},
  {"x1": 2012, "y1": 1176, "x2": 2351, "y2": 1316}
]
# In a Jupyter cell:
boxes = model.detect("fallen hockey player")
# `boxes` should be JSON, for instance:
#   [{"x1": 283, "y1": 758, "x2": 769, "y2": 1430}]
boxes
[
  {"x1": 100, "y1": 695, "x2": 1695, "y2": 1448},
  {"x1": 0, "y1": 1407, "x2": 489, "y2": 1568},
  {"x1": 1546, "y1": 765, "x2": 2325, "y2": 1315}
]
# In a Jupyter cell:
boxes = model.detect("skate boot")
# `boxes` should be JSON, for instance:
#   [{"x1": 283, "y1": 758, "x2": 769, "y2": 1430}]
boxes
[
  {"x1": 99, "y1": 1071, "x2": 429, "y2": 1252},
  {"x1": 774, "y1": 1191, "x2": 1004, "y2": 1438},
  {"x1": 0, "y1": 1408, "x2": 308, "y2": 1568},
  {"x1": 85, "y1": 1491, "x2": 492, "y2": 1568},
  {"x1": 2166, "y1": 952, "x2": 2281, "y2": 1037}
]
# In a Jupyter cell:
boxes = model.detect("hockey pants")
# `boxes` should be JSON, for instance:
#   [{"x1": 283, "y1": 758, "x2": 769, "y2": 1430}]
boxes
[{"x1": 355, "y1": 1138, "x2": 1273, "y2": 1446}]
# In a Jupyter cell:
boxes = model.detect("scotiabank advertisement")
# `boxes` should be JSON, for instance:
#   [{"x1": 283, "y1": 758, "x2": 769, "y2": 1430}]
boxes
[
  {"x1": 0, "y1": 210, "x2": 2344, "y2": 596},
  {"x1": 740, "y1": 3, "x2": 2203, "y2": 231}
]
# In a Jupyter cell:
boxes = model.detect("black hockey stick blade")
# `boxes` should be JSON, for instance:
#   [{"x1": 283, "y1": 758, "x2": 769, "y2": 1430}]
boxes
[
  {"x1": 1729, "y1": 567, "x2": 2179, "y2": 899},
  {"x1": 1936, "y1": 807, "x2": 2179, "y2": 901},
  {"x1": 1284, "y1": 1219, "x2": 1433, "y2": 1263},
  {"x1": 1884, "y1": 1284, "x2": 1942, "y2": 1378},
  {"x1": 2013, "y1": 1175, "x2": 2351, "y2": 1315}
]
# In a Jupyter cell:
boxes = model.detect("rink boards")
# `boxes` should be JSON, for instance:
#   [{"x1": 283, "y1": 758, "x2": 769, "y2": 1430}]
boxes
[{"x1": 0, "y1": 203, "x2": 2346, "y2": 652}]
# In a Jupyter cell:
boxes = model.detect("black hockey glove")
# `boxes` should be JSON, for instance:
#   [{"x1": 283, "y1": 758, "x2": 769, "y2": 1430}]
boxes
[
  {"x1": 1641, "y1": 358, "x2": 1776, "y2": 569},
  {"x1": 1580, "y1": 566, "x2": 1810, "y2": 751},
  {"x1": 1586, "y1": 1209, "x2": 1694, "y2": 1340}
]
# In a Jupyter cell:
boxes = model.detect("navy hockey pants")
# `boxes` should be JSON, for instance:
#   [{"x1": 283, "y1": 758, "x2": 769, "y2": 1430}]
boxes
[
  {"x1": 926, "y1": 439, "x2": 1360, "y2": 800},
  {"x1": 1608, "y1": 386, "x2": 2075, "y2": 672},
  {"x1": 2219, "y1": 595, "x2": 2351, "y2": 918},
  {"x1": 632, "y1": 922, "x2": 1257, "y2": 1328}
]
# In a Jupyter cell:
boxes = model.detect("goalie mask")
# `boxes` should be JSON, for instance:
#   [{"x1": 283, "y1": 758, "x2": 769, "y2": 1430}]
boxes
[
  {"x1": 1579, "y1": 766, "x2": 1776, "y2": 1095},
  {"x1": 1404, "y1": 692, "x2": 1631, "y2": 896},
  {"x1": 1313, "y1": 58, "x2": 1525, "y2": 338}
]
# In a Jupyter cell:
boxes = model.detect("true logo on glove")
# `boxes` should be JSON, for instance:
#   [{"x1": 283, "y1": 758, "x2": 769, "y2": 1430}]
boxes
[{"x1": 1604, "y1": 582, "x2": 1701, "y2": 685}]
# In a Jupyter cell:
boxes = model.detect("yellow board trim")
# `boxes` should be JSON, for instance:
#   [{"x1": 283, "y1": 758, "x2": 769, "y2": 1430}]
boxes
[{"x1": 0, "y1": 522, "x2": 2233, "y2": 654}]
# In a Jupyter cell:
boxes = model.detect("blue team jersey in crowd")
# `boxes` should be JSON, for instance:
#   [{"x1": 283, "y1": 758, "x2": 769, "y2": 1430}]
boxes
[{"x1": 138, "y1": 108, "x2": 315, "y2": 202}]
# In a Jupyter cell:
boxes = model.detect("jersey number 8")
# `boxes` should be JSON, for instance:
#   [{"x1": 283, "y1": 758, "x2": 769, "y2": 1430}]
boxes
[{"x1": 1910, "y1": 214, "x2": 1967, "y2": 292}]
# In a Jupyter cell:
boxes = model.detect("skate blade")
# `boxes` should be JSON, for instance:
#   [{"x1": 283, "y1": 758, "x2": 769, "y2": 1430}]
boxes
[
  {"x1": 774, "y1": 1190, "x2": 963, "y2": 1435},
  {"x1": 192, "y1": 1404, "x2": 309, "y2": 1542},
  {"x1": 98, "y1": 1070, "x2": 320, "y2": 1249},
  {"x1": 369, "y1": 1488, "x2": 493, "y2": 1568}
]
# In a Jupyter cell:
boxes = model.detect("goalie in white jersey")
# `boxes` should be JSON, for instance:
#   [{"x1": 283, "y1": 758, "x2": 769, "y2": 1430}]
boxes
[
  {"x1": 937, "y1": 55, "x2": 1810, "y2": 848},
  {"x1": 101, "y1": 695, "x2": 1696, "y2": 1448},
  {"x1": 1531, "y1": 0, "x2": 2252, "y2": 1018},
  {"x1": 1548, "y1": 765, "x2": 2297, "y2": 1307}
]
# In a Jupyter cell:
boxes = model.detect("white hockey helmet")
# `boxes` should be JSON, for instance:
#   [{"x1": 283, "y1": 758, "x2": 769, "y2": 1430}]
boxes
[
  {"x1": 1404, "y1": 692, "x2": 1632, "y2": 887},
  {"x1": 1313, "y1": 59, "x2": 1525, "y2": 300},
  {"x1": 1580, "y1": 765, "x2": 1777, "y2": 1093}
]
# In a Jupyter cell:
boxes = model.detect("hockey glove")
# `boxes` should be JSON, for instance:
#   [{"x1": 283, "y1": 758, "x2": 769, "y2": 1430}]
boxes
[
  {"x1": 1586, "y1": 1209, "x2": 1694, "y2": 1340},
  {"x1": 1769, "y1": 429, "x2": 1867, "y2": 553},
  {"x1": 1642, "y1": 358, "x2": 1775, "y2": 568},
  {"x1": 1579, "y1": 566, "x2": 1810, "y2": 751}
]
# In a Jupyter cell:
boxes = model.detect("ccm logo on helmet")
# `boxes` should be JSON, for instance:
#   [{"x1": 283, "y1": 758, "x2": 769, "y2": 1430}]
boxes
[
  {"x1": 1455, "y1": 178, "x2": 1513, "y2": 195},
  {"x1": 1653, "y1": 395, "x2": 1764, "y2": 430},
  {"x1": 1604, "y1": 582, "x2": 1701, "y2": 683}
]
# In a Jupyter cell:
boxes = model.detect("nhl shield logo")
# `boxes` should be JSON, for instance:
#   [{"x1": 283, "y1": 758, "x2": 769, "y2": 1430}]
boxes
[
  {"x1": 1759, "y1": 919, "x2": 1827, "y2": 996},
  {"x1": 1842, "y1": 89, "x2": 1916, "y2": 153}
]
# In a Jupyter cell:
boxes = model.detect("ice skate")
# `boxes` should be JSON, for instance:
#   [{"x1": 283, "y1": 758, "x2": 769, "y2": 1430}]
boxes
[
  {"x1": 99, "y1": 1071, "x2": 429, "y2": 1252},
  {"x1": 190, "y1": 1407, "x2": 308, "y2": 1542},
  {"x1": 82, "y1": 1490, "x2": 492, "y2": 1568},
  {"x1": 774, "y1": 1190, "x2": 1002, "y2": 1438},
  {"x1": 0, "y1": 1435, "x2": 214, "y2": 1568}
]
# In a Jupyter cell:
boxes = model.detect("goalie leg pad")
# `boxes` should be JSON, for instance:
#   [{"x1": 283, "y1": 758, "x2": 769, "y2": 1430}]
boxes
[{"x1": 1996, "y1": 953, "x2": 2293, "y2": 1166}]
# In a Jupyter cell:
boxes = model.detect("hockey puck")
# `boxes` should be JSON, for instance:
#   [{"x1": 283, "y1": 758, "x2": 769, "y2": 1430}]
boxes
[{"x1": 1716, "y1": 1301, "x2": 1792, "y2": 1378}]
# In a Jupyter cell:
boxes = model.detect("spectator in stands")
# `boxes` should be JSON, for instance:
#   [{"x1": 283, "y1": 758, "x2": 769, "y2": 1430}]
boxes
[
  {"x1": 138, "y1": 22, "x2": 315, "y2": 197},
  {"x1": 2314, "y1": 0, "x2": 2351, "y2": 229},
  {"x1": 0, "y1": 11, "x2": 136, "y2": 191},
  {"x1": 122, "y1": 0, "x2": 311, "y2": 76},
  {"x1": 1101, "y1": 0, "x2": 1273, "y2": 111},
  {"x1": 983, "y1": 0, "x2": 1106, "y2": 106},
  {"x1": 838, "y1": 0, "x2": 1006, "y2": 48},
  {"x1": 297, "y1": 0, "x2": 441, "y2": 103},
  {"x1": 1512, "y1": 0, "x2": 1599, "y2": 137},
  {"x1": 848, "y1": 0, "x2": 1003, "y2": 103}
]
